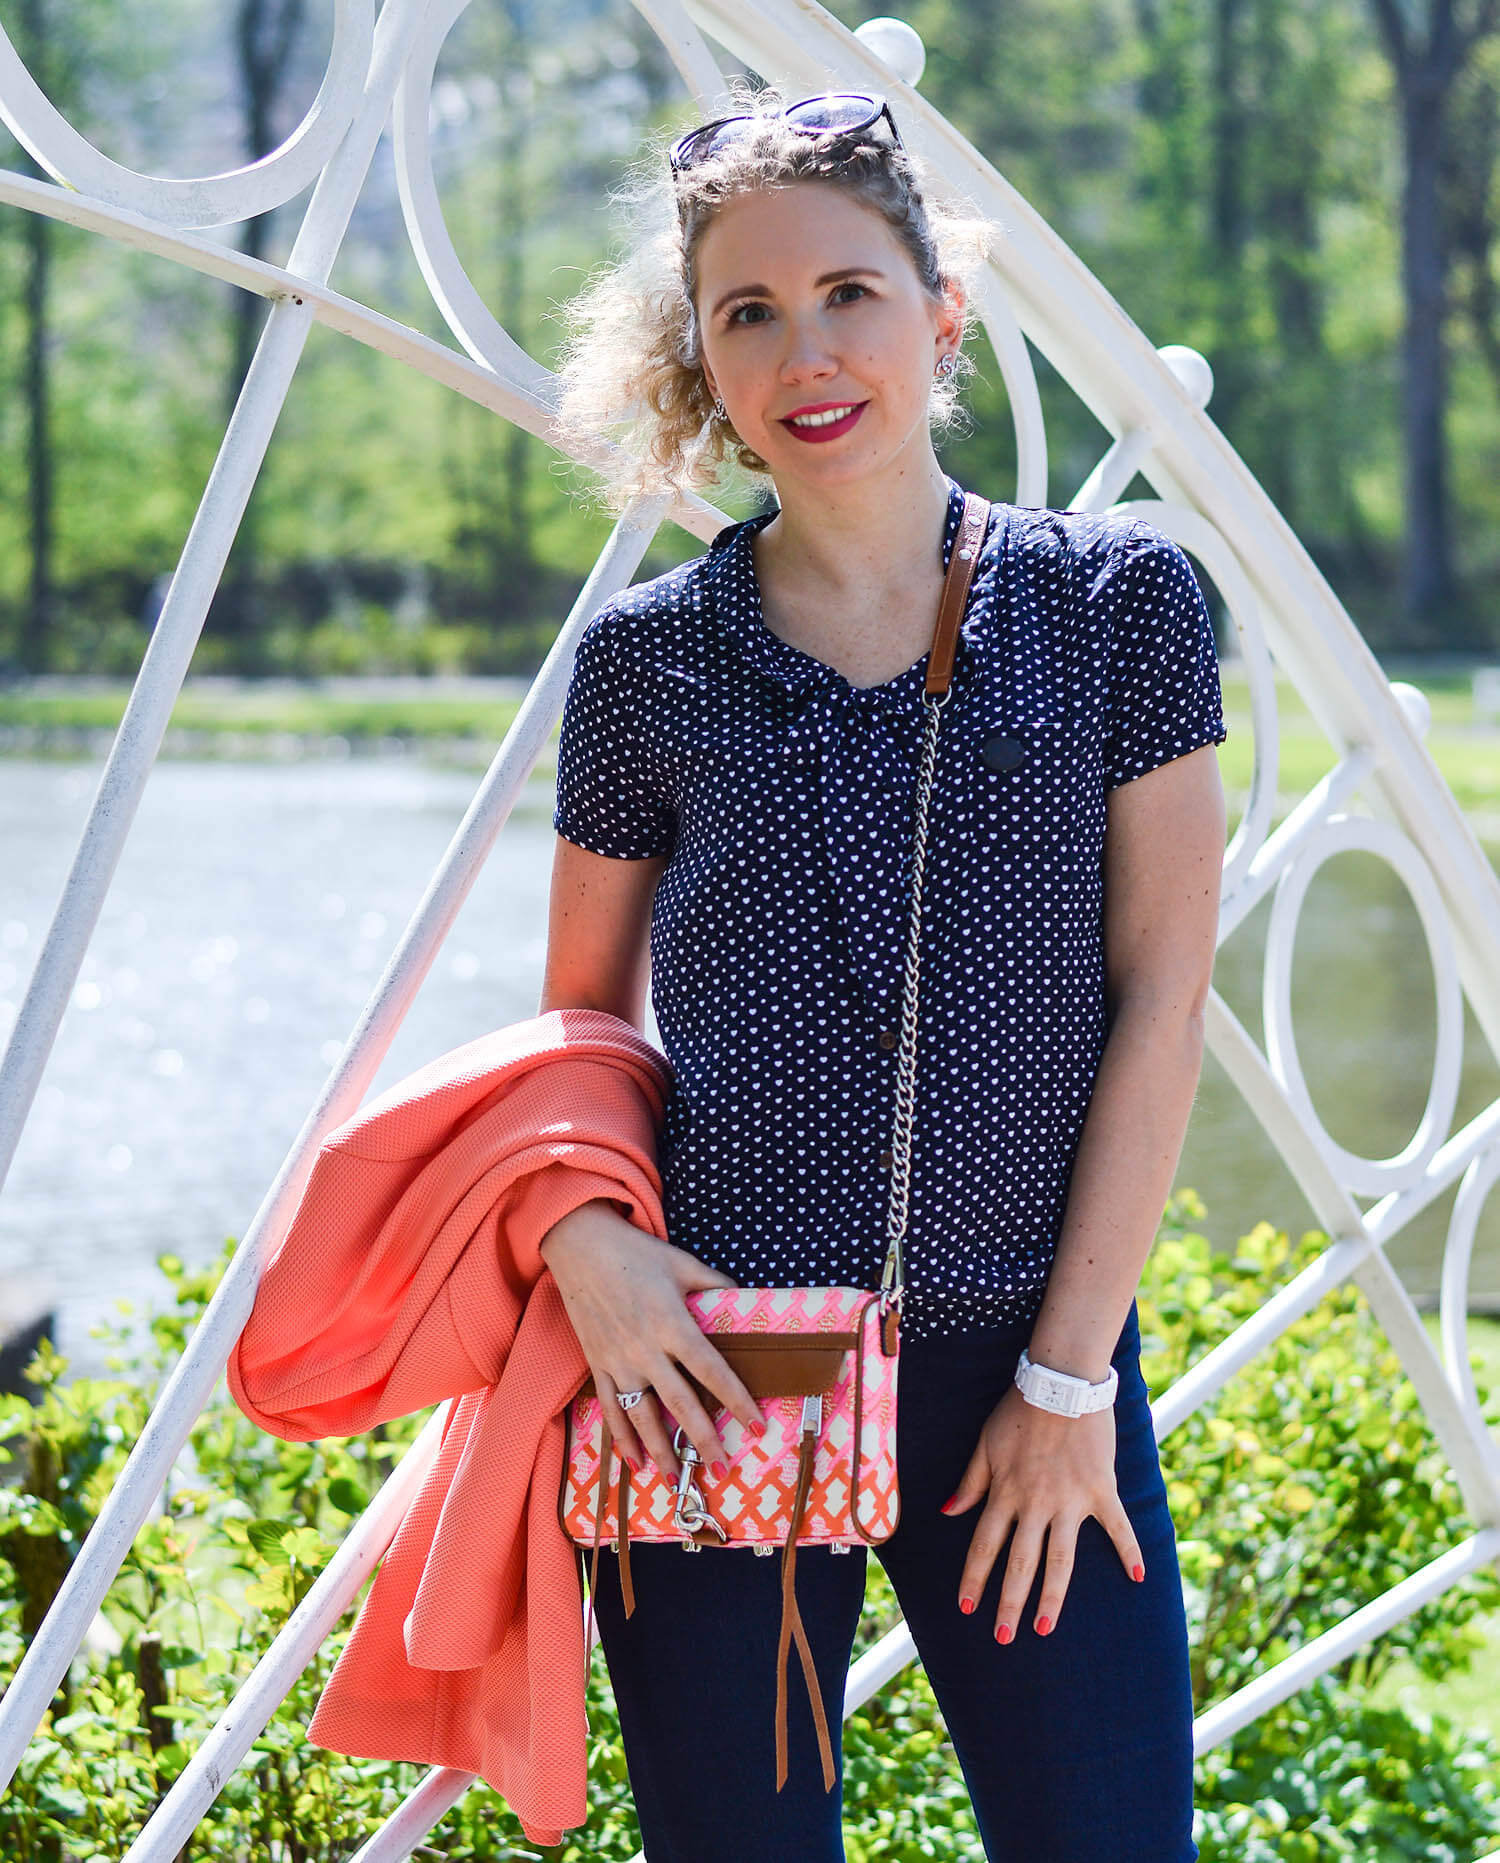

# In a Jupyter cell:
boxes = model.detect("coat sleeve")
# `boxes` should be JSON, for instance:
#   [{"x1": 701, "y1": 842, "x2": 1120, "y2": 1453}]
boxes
[{"x1": 225, "y1": 1051, "x2": 670, "y2": 1441}]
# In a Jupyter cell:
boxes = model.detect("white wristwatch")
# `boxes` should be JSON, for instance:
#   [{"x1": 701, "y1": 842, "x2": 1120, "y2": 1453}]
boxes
[{"x1": 1015, "y1": 1347, "x2": 1119, "y2": 1418}]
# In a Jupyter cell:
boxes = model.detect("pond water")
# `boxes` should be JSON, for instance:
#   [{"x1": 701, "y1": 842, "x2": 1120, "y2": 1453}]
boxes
[{"x1": 2, "y1": 755, "x2": 1496, "y2": 1382}]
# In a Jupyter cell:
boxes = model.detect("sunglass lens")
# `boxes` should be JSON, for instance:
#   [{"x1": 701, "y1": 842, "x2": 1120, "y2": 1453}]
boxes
[
  {"x1": 676, "y1": 115, "x2": 752, "y2": 168},
  {"x1": 673, "y1": 94, "x2": 895, "y2": 173},
  {"x1": 784, "y1": 93, "x2": 880, "y2": 135}
]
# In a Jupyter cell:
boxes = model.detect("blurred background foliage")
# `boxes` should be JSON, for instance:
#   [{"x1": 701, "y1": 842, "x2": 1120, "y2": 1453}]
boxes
[
  {"x1": 4, "y1": 0, "x2": 1500, "y2": 674},
  {"x1": 1, "y1": 1193, "x2": 1498, "y2": 1858}
]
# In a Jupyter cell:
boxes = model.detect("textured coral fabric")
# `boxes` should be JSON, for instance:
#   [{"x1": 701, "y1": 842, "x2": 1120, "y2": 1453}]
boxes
[{"x1": 225, "y1": 1008, "x2": 673, "y2": 1847}]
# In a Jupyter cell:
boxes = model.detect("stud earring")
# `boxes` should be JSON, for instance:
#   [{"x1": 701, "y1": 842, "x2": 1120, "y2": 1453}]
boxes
[
  {"x1": 934, "y1": 352, "x2": 957, "y2": 380},
  {"x1": 713, "y1": 395, "x2": 727, "y2": 420}
]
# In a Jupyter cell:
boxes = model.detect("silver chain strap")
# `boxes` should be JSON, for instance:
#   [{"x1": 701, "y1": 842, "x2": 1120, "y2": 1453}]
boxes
[{"x1": 877, "y1": 680, "x2": 951, "y2": 1313}]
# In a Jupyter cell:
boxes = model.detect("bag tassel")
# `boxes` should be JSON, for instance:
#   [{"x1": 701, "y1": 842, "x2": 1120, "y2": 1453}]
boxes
[
  {"x1": 583, "y1": 1414, "x2": 836, "y2": 1794},
  {"x1": 775, "y1": 1415, "x2": 837, "y2": 1793}
]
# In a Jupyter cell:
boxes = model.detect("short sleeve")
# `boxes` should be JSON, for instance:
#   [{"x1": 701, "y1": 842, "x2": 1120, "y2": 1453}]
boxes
[
  {"x1": 552, "y1": 607, "x2": 678, "y2": 858},
  {"x1": 1101, "y1": 525, "x2": 1228, "y2": 790}
]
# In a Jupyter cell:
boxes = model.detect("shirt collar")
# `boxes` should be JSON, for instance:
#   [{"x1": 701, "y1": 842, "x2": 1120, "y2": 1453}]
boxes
[{"x1": 700, "y1": 474, "x2": 988, "y2": 703}]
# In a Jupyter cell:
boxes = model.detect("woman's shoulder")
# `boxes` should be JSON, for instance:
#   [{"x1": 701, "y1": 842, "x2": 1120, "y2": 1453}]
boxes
[
  {"x1": 1000, "y1": 500, "x2": 1162, "y2": 560},
  {"x1": 996, "y1": 502, "x2": 1190, "y2": 605},
  {"x1": 574, "y1": 548, "x2": 717, "y2": 661}
]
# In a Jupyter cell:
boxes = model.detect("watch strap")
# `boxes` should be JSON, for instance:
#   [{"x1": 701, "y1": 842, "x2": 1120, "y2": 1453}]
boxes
[{"x1": 1014, "y1": 1347, "x2": 1119, "y2": 1417}]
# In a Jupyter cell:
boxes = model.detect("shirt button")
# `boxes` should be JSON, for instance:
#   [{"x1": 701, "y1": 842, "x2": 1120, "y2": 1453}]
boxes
[
  {"x1": 878, "y1": 1029, "x2": 898, "y2": 1050},
  {"x1": 878, "y1": 1148, "x2": 893, "y2": 1171}
]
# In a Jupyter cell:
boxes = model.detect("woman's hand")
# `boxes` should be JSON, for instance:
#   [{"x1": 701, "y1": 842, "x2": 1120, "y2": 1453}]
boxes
[
  {"x1": 539, "y1": 1198, "x2": 766, "y2": 1481},
  {"x1": 941, "y1": 1381, "x2": 1145, "y2": 1641}
]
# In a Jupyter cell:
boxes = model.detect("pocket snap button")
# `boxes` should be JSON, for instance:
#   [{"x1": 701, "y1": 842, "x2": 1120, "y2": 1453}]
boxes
[{"x1": 980, "y1": 732, "x2": 1028, "y2": 773}]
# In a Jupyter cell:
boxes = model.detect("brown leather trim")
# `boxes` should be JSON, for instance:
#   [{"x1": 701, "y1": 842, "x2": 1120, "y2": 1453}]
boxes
[
  {"x1": 849, "y1": 1294, "x2": 901, "y2": 1545},
  {"x1": 681, "y1": 1343, "x2": 850, "y2": 1413},
  {"x1": 574, "y1": 1334, "x2": 857, "y2": 1412},
  {"x1": 775, "y1": 1425, "x2": 837, "y2": 1794},
  {"x1": 558, "y1": 1397, "x2": 577, "y2": 1540},
  {"x1": 926, "y1": 492, "x2": 991, "y2": 698},
  {"x1": 615, "y1": 1454, "x2": 635, "y2": 1613},
  {"x1": 849, "y1": 1296, "x2": 873, "y2": 1544}
]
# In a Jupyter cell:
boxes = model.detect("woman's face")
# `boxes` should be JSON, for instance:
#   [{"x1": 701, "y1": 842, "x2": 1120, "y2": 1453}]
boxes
[{"x1": 693, "y1": 180, "x2": 961, "y2": 494}]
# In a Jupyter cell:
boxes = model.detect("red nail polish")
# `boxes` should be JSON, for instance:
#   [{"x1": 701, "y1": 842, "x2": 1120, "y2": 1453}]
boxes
[
  {"x1": 1132, "y1": 1563, "x2": 1145, "y2": 1583},
  {"x1": 959, "y1": 1597, "x2": 975, "y2": 1615},
  {"x1": 940, "y1": 1491, "x2": 960, "y2": 1514},
  {"x1": 995, "y1": 1623, "x2": 1013, "y2": 1645},
  {"x1": 711, "y1": 1460, "x2": 729, "y2": 1478},
  {"x1": 750, "y1": 1419, "x2": 767, "y2": 1438},
  {"x1": 1036, "y1": 1615, "x2": 1052, "y2": 1637},
  {"x1": 624, "y1": 1453, "x2": 641, "y2": 1473}
]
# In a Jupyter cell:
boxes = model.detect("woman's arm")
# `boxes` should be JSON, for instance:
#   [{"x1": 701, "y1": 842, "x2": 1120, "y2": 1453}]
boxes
[
  {"x1": 535, "y1": 832, "x2": 765, "y2": 1482},
  {"x1": 944, "y1": 739, "x2": 1225, "y2": 1639},
  {"x1": 1027, "y1": 738, "x2": 1227, "y2": 1379},
  {"x1": 537, "y1": 834, "x2": 667, "y2": 1029}
]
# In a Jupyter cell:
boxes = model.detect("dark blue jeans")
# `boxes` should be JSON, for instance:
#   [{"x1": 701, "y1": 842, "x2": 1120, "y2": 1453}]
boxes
[{"x1": 587, "y1": 1299, "x2": 1198, "y2": 1862}]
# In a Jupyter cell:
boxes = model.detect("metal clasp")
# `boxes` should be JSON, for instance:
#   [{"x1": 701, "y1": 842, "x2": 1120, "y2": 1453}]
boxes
[{"x1": 671, "y1": 1427, "x2": 728, "y2": 1542}]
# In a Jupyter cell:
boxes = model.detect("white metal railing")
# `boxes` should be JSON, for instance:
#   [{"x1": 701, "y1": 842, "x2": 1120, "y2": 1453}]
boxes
[{"x1": 1, "y1": 1, "x2": 1497, "y2": 1858}]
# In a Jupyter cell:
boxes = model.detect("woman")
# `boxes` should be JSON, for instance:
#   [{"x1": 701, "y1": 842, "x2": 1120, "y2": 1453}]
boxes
[{"x1": 537, "y1": 81, "x2": 1224, "y2": 1862}]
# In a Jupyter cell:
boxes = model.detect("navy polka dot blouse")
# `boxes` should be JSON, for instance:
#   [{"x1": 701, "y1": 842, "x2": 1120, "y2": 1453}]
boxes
[{"x1": 552, "y1": 474, "x2": 1227, "y2": 1340}]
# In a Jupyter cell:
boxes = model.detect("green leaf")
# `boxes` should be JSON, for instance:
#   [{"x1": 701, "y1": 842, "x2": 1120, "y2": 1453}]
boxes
[
  {"x1": 327, "y1": 1475, "x2": 369, "y2": 1515},
  {"x1": 246, "y1": 1519, "x2": 293, "y2": 1565}
]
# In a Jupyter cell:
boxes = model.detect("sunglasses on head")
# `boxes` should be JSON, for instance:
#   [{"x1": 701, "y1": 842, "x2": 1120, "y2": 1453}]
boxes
[{"x1": 669, "y1": 92, "x2": 904, "y2": 176}]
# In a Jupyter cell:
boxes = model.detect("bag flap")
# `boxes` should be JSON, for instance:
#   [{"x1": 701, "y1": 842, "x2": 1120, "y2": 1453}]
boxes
[{"x1": 575, "y1": 1331, "x2": 857, "y2": 1412}]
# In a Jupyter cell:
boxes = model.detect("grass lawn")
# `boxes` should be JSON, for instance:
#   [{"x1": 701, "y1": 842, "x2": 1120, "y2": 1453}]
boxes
[
  {"x1": 4, "y1": 663, "x2": 1500, "y2": 833},
  {"x1": 1216, "y1": 663, "x2": 1500, "y2": 828},
  {"x1": 0, "y1": 681, "x2": 522, "y2": 748}
]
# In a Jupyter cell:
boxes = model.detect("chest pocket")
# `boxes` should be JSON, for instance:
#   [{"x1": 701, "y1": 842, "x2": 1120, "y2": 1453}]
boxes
[{"x1": 954, "y1": 707, "x2": 1105, "y2": 853}]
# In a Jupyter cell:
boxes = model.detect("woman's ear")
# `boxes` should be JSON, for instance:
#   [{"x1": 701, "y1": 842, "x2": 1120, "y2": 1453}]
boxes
[{"x1": 938, "y1": 278, "x2": 967, "y2": 360}]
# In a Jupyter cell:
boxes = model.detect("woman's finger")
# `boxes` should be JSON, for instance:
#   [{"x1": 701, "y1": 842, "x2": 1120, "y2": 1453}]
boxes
[
  {"x1": 1102, "y1": 1494, "x2": 1146, "y2": 1585},
  {"x1": 673, "y1": 1329, "x2": 766, "y2": 1442},
  {"x1": 629, "y1": 1390, "x2": 682, "y2": 1480},
  {"x1": 955, "y1": 1487, "x2": 1014, "y2": 1618},
  {"x1": 656, "y1": 1358, "x2": 740, "y2": 1476},
  {"x1": 596, "y1": 1370, "x2": 646, "y2": 1469},
  {"x1": 1032, "y1": 1515, "x2": 1080, "y2": 1636},
  {"x1": 606, "y1": 1375, "x2": 677, "y2": 1478},
  {"x1": 994, "y1": 1516, "x2": 1048, "y2": 1644}
]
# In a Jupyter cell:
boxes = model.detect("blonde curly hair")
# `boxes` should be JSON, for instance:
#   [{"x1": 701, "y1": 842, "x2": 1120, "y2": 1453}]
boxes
[{"x1": 546, "y1": 76, "x2": 998, "y2": 517}]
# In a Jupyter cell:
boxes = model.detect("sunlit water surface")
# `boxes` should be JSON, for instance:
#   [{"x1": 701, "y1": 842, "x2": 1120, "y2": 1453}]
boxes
[{"x1": 3, "y1": 757, "x2": 1496, "y2": 1380}]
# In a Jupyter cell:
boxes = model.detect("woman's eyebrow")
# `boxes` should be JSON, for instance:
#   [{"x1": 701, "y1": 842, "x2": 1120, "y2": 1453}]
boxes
[{"x1": 710, "y1": 266, "x2": 886, "y2": 319}]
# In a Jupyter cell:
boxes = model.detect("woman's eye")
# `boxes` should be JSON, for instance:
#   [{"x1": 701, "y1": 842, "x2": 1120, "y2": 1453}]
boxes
[{"x1": 726, "y1": 282, "x2": 869, "y2": 326}]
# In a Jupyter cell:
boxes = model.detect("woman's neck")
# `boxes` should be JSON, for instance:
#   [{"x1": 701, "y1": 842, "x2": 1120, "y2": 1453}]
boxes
[{"x1": 755, "y1": 457, "x2": 953, "y2": 597}]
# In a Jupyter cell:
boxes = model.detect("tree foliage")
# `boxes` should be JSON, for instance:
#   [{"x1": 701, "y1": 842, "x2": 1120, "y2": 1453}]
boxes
[{"x1": 4, "y1": 0, "x2": 1500, "y2": 664}]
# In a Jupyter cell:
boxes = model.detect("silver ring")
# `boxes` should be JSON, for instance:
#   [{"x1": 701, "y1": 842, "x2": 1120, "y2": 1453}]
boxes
[{"x1": 617, "y1": 1389, "x2": 649, "y2": 1412}]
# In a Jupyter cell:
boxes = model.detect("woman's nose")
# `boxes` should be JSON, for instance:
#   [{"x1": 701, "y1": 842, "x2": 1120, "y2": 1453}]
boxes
[{"x1": 778, "y1": 323, "x2": 839, "y2": 381}]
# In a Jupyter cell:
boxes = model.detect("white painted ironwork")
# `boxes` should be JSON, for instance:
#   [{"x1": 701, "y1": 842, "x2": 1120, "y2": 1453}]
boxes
[{"x1": 0, "y1": 0, "x2": 1496, "y2": 1857}]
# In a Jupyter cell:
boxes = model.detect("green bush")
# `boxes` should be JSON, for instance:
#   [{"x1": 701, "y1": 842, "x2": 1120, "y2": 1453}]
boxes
[{"x1": 0, "y1": 1200, "x2": 1497, "y2": 1860}]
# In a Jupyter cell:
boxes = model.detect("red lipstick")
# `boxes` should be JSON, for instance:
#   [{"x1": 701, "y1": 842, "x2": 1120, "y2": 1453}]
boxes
[{"x1": 779, "y1": 401, "x2": 867, "y2": 443}]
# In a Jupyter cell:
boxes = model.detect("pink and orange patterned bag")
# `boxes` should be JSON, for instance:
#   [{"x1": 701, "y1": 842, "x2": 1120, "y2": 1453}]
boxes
[{"x1": 557, "y1": 492, "x2": 992, "y2": 1793}]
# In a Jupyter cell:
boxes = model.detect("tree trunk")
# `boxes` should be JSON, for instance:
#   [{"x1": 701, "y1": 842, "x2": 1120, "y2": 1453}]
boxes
[
  {"x1": 496, "y1": 37, "x2": 534, "y2": 615},
  {"x1": 213, "y1": 0, "x2": 305, "y2": 663},
  {"x1": 1367, "y1": 0, "x2": 1500, "y2": 640},
  {"x1": 16, "y1": 0, "x2": 55, "y2": 675},
  {"x1": 1401, "y1": 82, "x2": 1455, "y2": 631}
]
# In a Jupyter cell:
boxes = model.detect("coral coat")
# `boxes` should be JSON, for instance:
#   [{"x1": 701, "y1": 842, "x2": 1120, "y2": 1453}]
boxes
[{"x1": 226, "y1": 1008, "x2": 673, "y2": 1848}]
